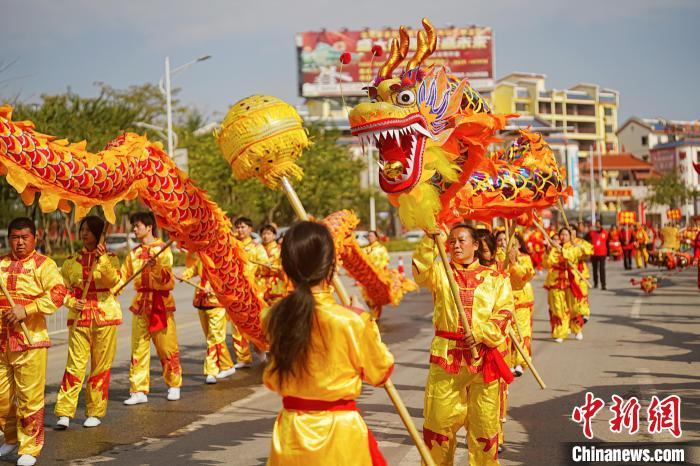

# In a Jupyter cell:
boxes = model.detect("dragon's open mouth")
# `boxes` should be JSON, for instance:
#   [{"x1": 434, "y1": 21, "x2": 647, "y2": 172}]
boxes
[{"x1": 351, "y1": 114, "x2": 431, "y2": 194}]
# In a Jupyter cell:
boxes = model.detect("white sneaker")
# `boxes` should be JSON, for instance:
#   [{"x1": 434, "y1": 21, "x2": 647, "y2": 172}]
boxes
[
  {"x1": 575, "y1": 332, "x2": 584, "y2": 341},
  {"x1": 554, "y1": 338, "x2": 564, "y2": 343},
  {"x1": 234, "y1": 361, "x2": 253, "y2": 369},
  {"x1": 205, "y1": 375, "x2": 217, "y2": 384},
  {"x1": 0, "y1": 443, "x2": 16, "y2": 457},
  {"x1": 216, "y1": 367, "x2": 236, "y2": 379},
  {"x1": 514, "y1": 365, "x2": 524, "y2": 377},
  {"x1": 55, "y1": 416, "x2": 70, "y2": 429},
  {"x1": 123, "y1": 392, "x2": 148, "y2": 405},
  {"x1": 17, "y1": 455, "x2": 36, "y2": 466},
  {"x1": 83, "y1": 417, "x2": 101, "y2": 428},
  {"x1": 167, "y1": 387, "x2": 181, "y2": 401}
]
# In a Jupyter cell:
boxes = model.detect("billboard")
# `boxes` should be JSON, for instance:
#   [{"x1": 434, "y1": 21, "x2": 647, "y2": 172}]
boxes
[{"x1": 296, "y1": 25, "x2": 493, "y2": 98}]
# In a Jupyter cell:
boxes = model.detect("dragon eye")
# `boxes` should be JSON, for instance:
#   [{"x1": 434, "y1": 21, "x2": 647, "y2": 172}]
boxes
[{"x1": 396, "y1": 90, "x2": 415, "y2": 105}]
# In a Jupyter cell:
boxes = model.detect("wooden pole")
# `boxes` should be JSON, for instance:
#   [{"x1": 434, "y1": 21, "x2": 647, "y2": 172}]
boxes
[
  {"x1": 432, "y1": 233, "x2": 480, "y2": 360},
  {"x1": 279, "y1": 176, "x2": 435, "y2": 466},
  {"x1": 176, "y1": 275, "x2": 210, "y2": 294},
  {"x1": 508, "y1": 328, "x2": 546, "y2": 389},
  {"x1": 0, "y1": 279, "x2": 33, "y2": 344},
  {"x1": 115, "y1": 239, "x2": 175, "y2": 295}
]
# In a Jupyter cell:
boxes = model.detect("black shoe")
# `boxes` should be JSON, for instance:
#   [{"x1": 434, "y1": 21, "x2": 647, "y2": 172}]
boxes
[
  {"x1": 498, "y1": 445, "x2": 505, "y2": 454},
  {"x1": 594, "y1": 283, "x2": 598, "y2": 289},
  {"x1": 601, "y1": 286, "x2": 606, "y2": 290}
]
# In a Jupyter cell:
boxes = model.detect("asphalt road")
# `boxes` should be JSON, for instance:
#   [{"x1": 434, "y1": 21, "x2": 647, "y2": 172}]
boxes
[{"x1": 1, "y1": 255, "x2": 699, "y2": 465}]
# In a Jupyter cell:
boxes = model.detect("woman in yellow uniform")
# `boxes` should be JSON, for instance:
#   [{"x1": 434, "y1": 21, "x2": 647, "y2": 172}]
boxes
[
  {"x1": 414, "y1": 224, "x2": 514, "y2": 466},
  {"x1": 263, "y1": 221, "x2": 394, "y2": 466},
  {"x1": 571, "y1": 227, "x2": 594, "y2": 337},
  {"x1": 258, "y1": 224, "x2": 289, "y2": 303},
  {"x1": 181, "y1": 254, "x2": 236, "y2": 384},
  {"x1": 505, "y1": 234, "x2": 535, "y2": 376},
  {"x1": 55, "y1": 215, "x2": 121, "y2": 429},
  {"x1": 543, "y1": 228, "x2": 584, "y2": 342}
]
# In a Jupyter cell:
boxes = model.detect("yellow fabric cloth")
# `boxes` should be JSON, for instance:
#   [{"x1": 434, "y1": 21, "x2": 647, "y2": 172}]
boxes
[
  {"x1": 261, "y1": 241, "x2": 289, "y2": 302},
  {"x1": 635, "y1": 227, "x2": 650, "y2": 268},
  {"x1": 363, "y1": 241, "x2": 390, "y2": 270},
  {"x1": 572, "y1": 239, "x2": 593, "y2": 322},
  {"x1": 507, "y1": 254, "x2": 535, "y2": 366},
  {"x1": 0, "y1": 251, "x2": 67, "y2": 350},
  {"x1": 412, "y1": 236, "x2": 515, "y2": 373},
  {"x1": 120, "y1": 239, "x2": 175, "y2": 314},
  {"x1": 129, "y1": 311, "x2": 182, "y2": 393},
  {"x1": 198, "y1": 307, "x2": 234, "y2": 376},
  {"x1": 0, "y1": 347, "x2": 47, "y2": 456},
  {"x1": 660, "y1": 226, "x2": 679, "y2": 251},
  {"x1": 61, "y1": 249, "x2": 122, "y2": 326},
  {"x1": 263, "y1": 291, "x2": 394, "y2": 466},
  {"x1": 423, "y1": 365, "x2": 501, "y2": 466},
  {"x1": 182, "y1": 255, "x2": 222, "y2": 309},
  {"x1": 230, "y1": 321, "x2": 253, "y2": 364},
  {"x1": 543, "y1": 244, "x2": 585, "y2": 339},
  {"x1": 241, "y1": 236, "x2": 269, "y2": 293},
  {"x1": 54, "y1": 324, "x2": 117, "y2": 418}
]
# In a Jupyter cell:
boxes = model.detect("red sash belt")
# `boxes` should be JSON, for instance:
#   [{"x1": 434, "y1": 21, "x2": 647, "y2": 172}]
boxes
[
  {"x1": 145, "y1": 290, "x2": 169, "y2": 333},
  {"x1": 552, "y1": 265, "x2": 584, "y2": 299},
  {"x1": 482, "y1": 347, "x2": 514, "y2": 384},
  {"x1": 435, "y1": 330, "x2": 466, "y2": 340},
  {"x1": 282, "y1": 397, "x2": 386, "y2": 466}
]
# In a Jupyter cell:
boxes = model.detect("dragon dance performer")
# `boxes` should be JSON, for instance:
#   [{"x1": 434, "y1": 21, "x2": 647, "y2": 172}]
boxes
[
  {"x1": 263, "y1": 222, "x2": 394, "y2": 466},
  {"x1": 258, "y1": 224, "x2": 289, "y2": 303},
  {"x1": 505, "y1": 234, "x2": 535, "y2": 377},
  {"x1": 571, "y1": 226, "x2": 594, "y2": 334},
  {"x1": 0, "y1": 217, "x2": 67, "y2": 466},
  {"x1": 55, "y1": 216, "x2": 121, "y2": 429},
  {"x1": 621, "y1": 225, "x2": 635, "y2": 270},
  {"x1": 362, "y1": 231, "x2": 391, "y2": 319},
  {"x1": 660, "y1": 223, "x2": 680, "y2": 253},
  {"x1": 181, "y1": 254, "x2": 236, "y2": 384},
  {"x1": 634, "y1": 223, "x2": 650, "y2": 268},
  {"x1": 414, "y1": 224, "x2": 514, "y2": 466},
  {"x1": 543, "y1": 228, "x2": 585, "y2": 342},
  {"x1": 232, "y1": 216, "x2": 269, "y2": 369},
  {"x1": 122, "y1": 212, "x2": 182, "y2": 405},
  {"x1": 608, "y1": 225, "x2": 623, "y2": 261}
]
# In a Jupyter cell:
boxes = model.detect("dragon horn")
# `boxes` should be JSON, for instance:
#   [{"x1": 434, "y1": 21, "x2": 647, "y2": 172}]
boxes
[
  {"x1": 379, "y1": 26, "x2": 409, "y2": 79},
  {"x1": 407, "y1": 18, "x2": 437, "y2": 69}
]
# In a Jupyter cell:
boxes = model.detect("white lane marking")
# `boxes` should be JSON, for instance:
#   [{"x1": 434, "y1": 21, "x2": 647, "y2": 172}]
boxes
[{"x1": 630, "y1": 298, "x2": 642, "y2": 318}]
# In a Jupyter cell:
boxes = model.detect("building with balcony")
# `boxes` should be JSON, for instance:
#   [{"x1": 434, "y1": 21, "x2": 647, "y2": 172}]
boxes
[
  {"x1": 491, "y1": 72, "x2": 619, "y2": 158},
  {"x1": 616, "y1": 117, "x2": 700, "y2": 162},
  {"x1": 649, "y1": 139, "x2": 700, "y2": 221}
]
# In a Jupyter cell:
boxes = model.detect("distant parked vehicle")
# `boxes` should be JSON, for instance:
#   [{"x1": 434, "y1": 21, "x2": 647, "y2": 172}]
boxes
[
  {"x1": 404, "y1": 230, "x2": 425, "y2": 243},
  {"x1": 105, "y1": 233, "x2": 137, "y2": 252}
]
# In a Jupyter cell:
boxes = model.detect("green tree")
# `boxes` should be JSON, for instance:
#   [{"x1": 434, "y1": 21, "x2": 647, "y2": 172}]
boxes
[{"x1": 646, "y1": 171, "x2": 697, "y2": 208}]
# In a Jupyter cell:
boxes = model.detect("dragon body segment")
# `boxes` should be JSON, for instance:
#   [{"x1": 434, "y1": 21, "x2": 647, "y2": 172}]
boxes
[{"x1": 0, "y1": 106, "x2": 267, "y2": 348}]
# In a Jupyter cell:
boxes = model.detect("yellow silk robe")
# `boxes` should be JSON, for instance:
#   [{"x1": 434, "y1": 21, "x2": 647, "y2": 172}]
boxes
[{"x1": 263, "y1": 291, "x2": 394, "y2": 466}]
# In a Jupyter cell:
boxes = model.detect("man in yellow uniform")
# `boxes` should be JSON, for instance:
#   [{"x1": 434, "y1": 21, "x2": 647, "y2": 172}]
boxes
[
  {"x1": 258, "y1": 224, "x2": 288, "y2": 303},
  {"x1": 232, "y1": 217, "x2": 268, "y2": 369},
  {"x1": 0, "y1": 217, "x2": 67, "y2": 466},
  {"x1": 122, "y1": 212, "x2": 182, "y2": 405},
  {"x1": 414, "y1": 224, "x2": 514, "y2": 466},
  {"x1": 634, "y1": 223, "x2": 650, "y2": 268},
  {"x1": 181, "y1": 254, "x2": 236, "y2": 384}
]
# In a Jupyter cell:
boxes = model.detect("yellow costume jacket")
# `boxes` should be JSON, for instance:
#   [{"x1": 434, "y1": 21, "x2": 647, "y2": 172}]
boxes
[
  {"x1": 0, "y1": 251, "x2": 67, "y2": 351},
  {"x1": 240, "y1": 237, "x2": 268, "y2": 294},
  {"x1": 543, "y1": 244, "x2": 583, "y2": 291},
  {"x1": 62, "y1": 249, "x2": 122, "y2": 327},
  {"x1": 508, "y1": 253, "x2": 535, "y2": 308},
  {"x1": 260, "y1": 241, "x2": 289, "y2": 301},
  {"x1": 412, "y1": 237, "x2": 515, "y2": 375},
  {"x1": 263, "y1": 291, "x2": 394, "y2": 465},
  {"x1": 363, "y1": 241, "x2": 390, "y2": 270},
  {"x1": 121, "y1": 239, "x2": 175, "y2": 315}
]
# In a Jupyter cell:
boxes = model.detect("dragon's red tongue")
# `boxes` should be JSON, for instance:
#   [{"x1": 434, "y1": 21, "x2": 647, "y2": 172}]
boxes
[{"x1": 378, "y1": 138, "x2": 404, "y2": 163}]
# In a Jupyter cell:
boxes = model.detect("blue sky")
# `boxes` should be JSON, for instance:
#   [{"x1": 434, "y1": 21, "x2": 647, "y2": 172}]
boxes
[{"x1": 2, "y1": 0, "x2": 698, "y2": 124}]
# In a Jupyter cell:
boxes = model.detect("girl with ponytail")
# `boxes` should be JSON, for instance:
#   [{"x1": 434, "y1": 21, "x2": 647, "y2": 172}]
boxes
[{"x1": 263, "y1": 221, "x2": 394, "y2": 466}]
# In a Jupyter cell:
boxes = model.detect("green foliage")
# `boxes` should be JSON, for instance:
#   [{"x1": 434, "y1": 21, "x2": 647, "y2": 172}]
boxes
[{"x1": 645, "y1": 171, "x2": 698, "y2": 208}]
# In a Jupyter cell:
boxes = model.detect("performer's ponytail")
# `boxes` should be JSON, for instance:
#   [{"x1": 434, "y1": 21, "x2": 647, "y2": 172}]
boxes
[{"x1": 265, "y1": 221, "x2": 336, "y2": 386}]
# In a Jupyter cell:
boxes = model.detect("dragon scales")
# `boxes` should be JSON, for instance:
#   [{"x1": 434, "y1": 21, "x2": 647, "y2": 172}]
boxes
[{"x1": 0, "y1": 105, "x2": 268, "y2": 348}]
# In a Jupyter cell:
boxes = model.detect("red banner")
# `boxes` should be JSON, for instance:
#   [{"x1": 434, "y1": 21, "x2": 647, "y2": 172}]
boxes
[{"x1": 296, "y1": 25, "x2": 493, "y2": 98}]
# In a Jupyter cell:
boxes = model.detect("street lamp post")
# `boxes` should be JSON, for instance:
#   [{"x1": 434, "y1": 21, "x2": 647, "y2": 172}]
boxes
[{"x1": 159, "y1": 54, "x2": 211, "y2": 157}]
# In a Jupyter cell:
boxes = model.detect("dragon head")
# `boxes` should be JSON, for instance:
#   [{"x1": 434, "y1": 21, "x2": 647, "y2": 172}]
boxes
[{"x1": 349, "y1": 19, "x2": 506, "y2": 228}]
